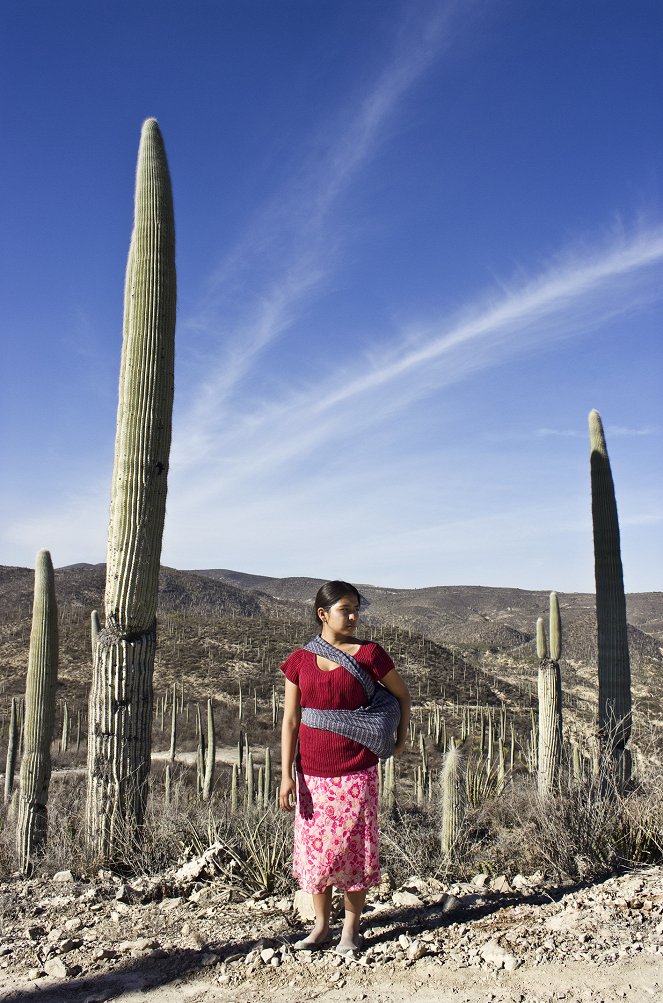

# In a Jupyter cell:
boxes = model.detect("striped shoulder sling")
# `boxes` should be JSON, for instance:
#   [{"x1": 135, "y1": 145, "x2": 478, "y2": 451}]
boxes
[{"x1": 300, "y1": 635, "x2": 401, "y2": 760}]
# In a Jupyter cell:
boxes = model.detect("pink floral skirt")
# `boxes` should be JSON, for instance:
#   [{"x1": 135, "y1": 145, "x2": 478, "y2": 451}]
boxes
[{"x1": 293, "y1": 766, "x2": 380, "y2": 894}]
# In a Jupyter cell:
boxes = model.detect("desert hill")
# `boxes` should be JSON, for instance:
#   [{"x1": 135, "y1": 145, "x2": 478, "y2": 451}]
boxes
[{"x1": 194, "y1": 568, "x2": 663, "y2": 660}]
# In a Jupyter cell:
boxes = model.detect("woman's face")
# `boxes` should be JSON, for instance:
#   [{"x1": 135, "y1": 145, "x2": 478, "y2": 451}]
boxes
[{"x1": 319, "y1": 594, "x2": 360, "y2": 635}]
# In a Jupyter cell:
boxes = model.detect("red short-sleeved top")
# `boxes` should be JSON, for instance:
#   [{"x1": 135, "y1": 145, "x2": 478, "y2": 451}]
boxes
[{"x1": 280, "y1": 641, "x2": 394, "y2": 777}]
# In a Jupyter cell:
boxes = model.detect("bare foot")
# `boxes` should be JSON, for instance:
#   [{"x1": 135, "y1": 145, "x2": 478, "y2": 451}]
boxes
[
  {"x1": 335, "y1": 932, "x2": 363, "y2": 954},
  {"x1": 294, "y1": 925, "x2": 332, "y2": 950}
]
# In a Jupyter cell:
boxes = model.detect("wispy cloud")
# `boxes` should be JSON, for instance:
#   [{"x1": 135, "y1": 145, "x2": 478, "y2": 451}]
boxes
[
  {"x1": 535, "y1": 423, "x2": 661, "y2": 439},
  {"x1": 175, "y1": 2, "x2": 460, "y2": 463},
  {"x1": 171, "y1": 224, "x2": 663, "y2": 511}
]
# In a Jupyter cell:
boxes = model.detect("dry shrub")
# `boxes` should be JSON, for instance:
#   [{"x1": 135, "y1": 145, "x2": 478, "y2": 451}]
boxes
[
  {"x1": 465, "y1": 771, "x2": 663, "y2": 881},
  {"x1": 379, "y1": 796, "x2": 445, "y2": 886}
]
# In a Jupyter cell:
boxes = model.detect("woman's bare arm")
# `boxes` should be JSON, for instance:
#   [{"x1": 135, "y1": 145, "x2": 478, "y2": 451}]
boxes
[{"x1": 279, "y1": 678, "x2": 301, "y2": 810}]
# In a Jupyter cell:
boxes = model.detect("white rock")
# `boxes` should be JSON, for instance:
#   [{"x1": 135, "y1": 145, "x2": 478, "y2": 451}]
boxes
[
  {"x1": 92, "y1": 947, "x2": 116, "y2": 961},
  {"x1": 117, "y1": 938, "x2": 157, "y2": 954},
  {"x1": 65, "y1": 917, "x2": 83, "y2": 932},
  {"x1": 398, "y1": 934, "x2": 410, "y2": 950},
  {"x1": 480, "y1": 941, "x2": 517, "y2": 970},
  {"x1": 52, "y1": 870, "x2": 75, "y2": 883},
  {"x1": 392, "y1": 891, "x2": 423, "y2": 907},
  {"x1": 261, "y1": 947, "x2": 276, "y2": 963},
  {"x1": 407, "y1": 940, "x2": 427, "y2": 961},
  {"x1": 44, "y1": 957, "x2": 69, "y2": 978}
]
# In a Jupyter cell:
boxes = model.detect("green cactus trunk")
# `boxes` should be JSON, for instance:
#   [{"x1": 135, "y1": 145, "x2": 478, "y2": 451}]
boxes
[
  {"x1": 4, "y1": 697, "x2": 19, "y2": 805},
  {"x1": 16, "y1": 550, "x2": 58, "y2": 874},
  {"x1": 202, "y1": 698, "x2": 215, "y2": 801},
  {"x1": 61, "y1": 701, "x2": 69, "y2": 753},
  {"x1": 589, "y1": 410, "x2": 632, "y2": 788},
  {"x1": 441, "y1": 741, "x2": 466, "y2": 859},
  {"x1": 169, "y1": 683, "x2": 177, "y2": 763},
  {"x1": 537, "y1": 593, "x2": 563, "y2": 796},
  {"x1": 86, "y1": 119, "x2": 176, "y2": 859}
]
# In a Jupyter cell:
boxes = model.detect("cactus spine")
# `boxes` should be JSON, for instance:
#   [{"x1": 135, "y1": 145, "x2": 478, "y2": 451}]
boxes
[
  {"x1": 537, "y1": 592, "x2": 563, "y2": 796},
  {"x1": 16, "y1": 550, "x2": 58, "y2": 874},
  {"x1": 589, "y1": 410, "x2": 631, "y2": 787},
  {"x1": 86, "y1": 119, "x2": 176, "y2": 859}
]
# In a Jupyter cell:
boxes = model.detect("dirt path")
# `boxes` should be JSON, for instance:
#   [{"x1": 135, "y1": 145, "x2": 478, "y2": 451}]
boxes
[
  {"x1": 1, "y1": 866, "x2": 661, "y2": 1003},
  {"x1": 2, "y1": 953, "x2": 661, "y2": 1003}
]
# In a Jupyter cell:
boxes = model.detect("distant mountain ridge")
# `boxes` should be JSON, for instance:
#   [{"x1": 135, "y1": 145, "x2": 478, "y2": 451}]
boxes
[
  {"x1": 193, "y1": 568, "x2": 663, "y2": 661},
  {"x1": 1, "y1": 564, "x2": 661, "y2": 664}
]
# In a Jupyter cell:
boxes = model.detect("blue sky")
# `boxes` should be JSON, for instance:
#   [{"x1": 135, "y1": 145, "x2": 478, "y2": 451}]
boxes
[{"x1": 1, "y1": 0, "x2": 661, "y2": 592}]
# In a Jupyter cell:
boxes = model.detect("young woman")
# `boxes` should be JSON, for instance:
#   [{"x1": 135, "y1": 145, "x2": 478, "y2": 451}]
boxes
[{"x1": 279, "y1": 580, "x2": 410, "y2": 954}]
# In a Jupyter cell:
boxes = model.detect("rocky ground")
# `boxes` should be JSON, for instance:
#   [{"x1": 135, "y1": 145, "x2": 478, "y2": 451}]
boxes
[{"x1": 0, "y1": 857, "x2": 661, "y2": 1003}]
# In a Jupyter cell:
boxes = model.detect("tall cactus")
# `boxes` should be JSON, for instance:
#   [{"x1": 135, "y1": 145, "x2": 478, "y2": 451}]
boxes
[
  {"x1": 589, "y1": 410, "x2": 631, "y2": 787},
  {"x1": 86, "y1": 118, "x2": 176, "y2": 858},
  {"x1": 537, "y1": 592, "x2": 563, "y2": 796},
  {"x1": 16, "y1": 550, "x2": 58, "y2": 874}
]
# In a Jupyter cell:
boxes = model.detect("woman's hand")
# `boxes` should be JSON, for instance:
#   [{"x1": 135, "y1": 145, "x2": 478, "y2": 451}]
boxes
[{"x1": 279, "y1": 777, "x2": 297, "y2": 812}]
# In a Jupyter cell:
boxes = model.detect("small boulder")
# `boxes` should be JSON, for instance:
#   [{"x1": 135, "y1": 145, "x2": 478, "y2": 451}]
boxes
[
  {"x1": 44, "y1": 957, "x2": 69, "y2": 979},
  {"x1": 480, "y1": 940, "x2": 518, "y2": 970},
  {"x1": 52, "y1": 870, "x2": 74, "y2": 884},
  {"x1": 392, "y1": 891, "x2": 423, "y2": 908},
  {"x1": 492, "y1": 875, "x2": 510, "y2": 893}
]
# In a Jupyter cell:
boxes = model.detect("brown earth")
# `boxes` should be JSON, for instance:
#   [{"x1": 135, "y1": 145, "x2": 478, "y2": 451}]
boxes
[{"x1": 0, "y1": 864, "x2": 661, "y2": 1003}]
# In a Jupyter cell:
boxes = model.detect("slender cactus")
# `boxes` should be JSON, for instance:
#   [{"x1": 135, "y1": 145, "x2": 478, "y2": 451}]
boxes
[
  {"x1": 589, "y1": 410, "x2": 632, "y2": 787},
  {"x1": 195, "y1": 703, "x2": 205, "y2": 796},
  {"x1": 16, "y1": 550, "x2": 58, "y2": 874},
  {"x1": 441, "y1": 740, "x2": 466, "y2": 859},
  {"x1": 230, "y1": 763, "x2": 238, "y2": 814},
  {"x1": 264, "y1": 746, "x2": 272, "y2": 806},
  {"x1": 246, "y1": 751, "x2": 255, "y2": 806},
  {"x1": 168, "y1": 683, "x2": 177, "y2": 763},
  {"x1": 86, "y1": 119, "x2": 176, "y2": 859},
  {"x1": 61, "y1": 701, "x2": 69, "y2": 753},
  {"x1": 3, "y1": 697, "x2": 19, "y2": 804},
  {"x1": 202, "y1": 699, "x2": 215, "y2": 801},
  {"x1": 537, "y1": 593, "x2": 563, "y2": 796}
]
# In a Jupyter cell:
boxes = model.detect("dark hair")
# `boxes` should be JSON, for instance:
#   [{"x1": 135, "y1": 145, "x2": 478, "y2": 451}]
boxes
[{"x1": 313, "y1": 580, "x2": 361, "y2": 625}]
